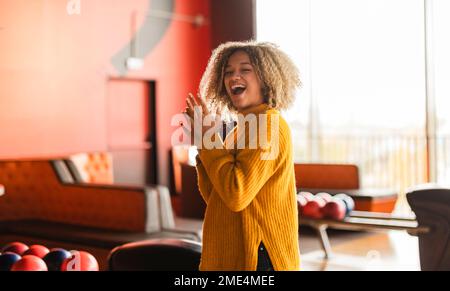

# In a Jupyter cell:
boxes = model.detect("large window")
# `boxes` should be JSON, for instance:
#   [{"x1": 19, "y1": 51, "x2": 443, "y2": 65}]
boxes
[
  {"x1": 256, "y1": 0, "x2": 311, "y2": 159},
  {"x1": 431, "y1": 0, "x2": 450, "y2": 182},
  {"x1": 257, "y1": 0, "x2": 448, "y2": 212}
]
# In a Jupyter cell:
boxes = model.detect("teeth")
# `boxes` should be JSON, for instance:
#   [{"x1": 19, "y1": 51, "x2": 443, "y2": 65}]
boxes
[{"x1": 231, "y1": 84, "x2": 246, "y2": 90}]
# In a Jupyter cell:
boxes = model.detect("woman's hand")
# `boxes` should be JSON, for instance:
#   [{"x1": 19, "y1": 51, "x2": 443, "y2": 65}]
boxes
[
  {"x1": 185, "y1": 93, "x2": 209, "y2": 121},
  {"x1": 182, "y1": 93, "x2": 221, "y2": 147}
]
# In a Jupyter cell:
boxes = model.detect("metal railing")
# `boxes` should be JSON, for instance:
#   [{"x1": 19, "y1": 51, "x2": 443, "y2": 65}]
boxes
[{"x1": 293, "y1": 133, "x2": 450, "y2": 214}]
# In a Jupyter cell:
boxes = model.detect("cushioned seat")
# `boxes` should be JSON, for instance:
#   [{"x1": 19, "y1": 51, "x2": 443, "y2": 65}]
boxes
[
  {"x1": 108, "y1": 239, "x2": 201, "y2": 271},
  {"x1": 407, "y1": 185, "x2": 450, "y2": 271},
  {"x1": 0, "y1": 159, "x2": 159, "y2": 232},
  {"x1": 64, "y1": 152, "x2": 114, "y2": 184}
]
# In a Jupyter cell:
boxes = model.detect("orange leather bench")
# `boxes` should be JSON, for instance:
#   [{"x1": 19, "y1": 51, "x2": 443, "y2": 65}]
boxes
[
  {"x1": 0, "y1": 158, "x2": 157, "y2": 231},
  {"x1": 0, "y1": 157, "x2": 201, "y2": 270}
]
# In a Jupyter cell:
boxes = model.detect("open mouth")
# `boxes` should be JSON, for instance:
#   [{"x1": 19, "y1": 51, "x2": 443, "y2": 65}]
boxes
[{"x1": 231, "y1": 84, "x2": 246, "y2": 96}]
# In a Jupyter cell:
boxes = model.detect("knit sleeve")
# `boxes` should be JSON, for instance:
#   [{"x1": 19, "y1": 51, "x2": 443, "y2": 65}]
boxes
[{"x1": 198, "y1": 113, "x2": 287, "y2": 212}]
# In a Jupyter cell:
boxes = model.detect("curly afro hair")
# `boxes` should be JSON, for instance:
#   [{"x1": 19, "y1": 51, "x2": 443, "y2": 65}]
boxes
[{"x1": 199, "y1": 41, "x2": 301, "y2": 113}]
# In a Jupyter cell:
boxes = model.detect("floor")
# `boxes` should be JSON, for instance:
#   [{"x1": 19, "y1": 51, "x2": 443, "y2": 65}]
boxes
[
  {"x1": 175, "y1": 217, "x2": 422, "y2": 271},
  {"x1": 300, "y1": 227, "x2": 421, "y2": 271}
]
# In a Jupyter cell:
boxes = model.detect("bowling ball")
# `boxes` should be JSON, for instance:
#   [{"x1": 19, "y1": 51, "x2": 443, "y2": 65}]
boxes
[
  {"x1": 334, "y1": 193, "x2": 355, "y2": 215},
  {"x1": 0, "y1": 252, "x2": 21, "y2": 271},
  {"x1": 297, "y1": 194, "x2": 308, "y2": 216},
  {"x1": 43, "y1": 248, "x2": 72, "y2": 271},
  {"x1": 11, "y1": 255, "x2": 48, "y2": 271},
  {"x1": 302, "y1": 198, "x2": 326, "y2": 219},
  {"x1": 298, "y1": 191, "x2": 315, "y2": 202},
  {"x1": 61, "y1": 251, "x2": 99, "y2": 271},
  {"x1": 315, "y1": 192, "x2": 333, "y2": 203},
  {"x1": 1, "y1": 242, "x2": 29, "y2": 256},
  {"x1": 322, "y1": 199, "x2": 347, "y2": 220},
  {"x1": 23, "y1": 245, "x2": 50, "y2": 259}
]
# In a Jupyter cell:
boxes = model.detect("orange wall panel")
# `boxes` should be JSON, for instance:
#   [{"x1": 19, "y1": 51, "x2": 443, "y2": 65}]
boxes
[{"x1": 0, "y1": 0, "x2": 211, "y2": 185}]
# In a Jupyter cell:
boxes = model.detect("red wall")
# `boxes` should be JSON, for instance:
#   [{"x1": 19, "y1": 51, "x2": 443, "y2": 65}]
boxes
[{"x1": 0, "y1": 0, "x2": 211, "y2": 186}]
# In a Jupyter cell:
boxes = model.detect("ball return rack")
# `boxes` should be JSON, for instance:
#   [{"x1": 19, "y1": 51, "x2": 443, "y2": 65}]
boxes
[{"x1": 299, "y1": 210, "x2": 430, "y2": 259}]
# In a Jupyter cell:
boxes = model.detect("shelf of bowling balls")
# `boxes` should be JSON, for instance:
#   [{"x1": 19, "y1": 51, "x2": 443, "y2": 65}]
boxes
[
  {"x1": 297, "y1": 191, "x2": 427, "y2": 233},
  {"x1": 0, "y1": 242, "x2": 100, "y2": 271},
  {"x1": 297, "y1": 191, "x2": 429, "y2": 259},
  {"x1": 297, "y1": 191, "x2": 423, "y2": 233},
  {"x1": 0, "y1": 184, "x2": 4, "y2": 196},
  {"x1": 298, "y1": 188, "x2": 398, "y2": 213}
]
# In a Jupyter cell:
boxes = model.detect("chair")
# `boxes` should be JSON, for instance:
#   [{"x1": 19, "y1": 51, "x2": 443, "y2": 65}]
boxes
[
  {"x1": 108, "y1": 239, "x2": 201, "y2": 271},
  {"x1": 407, "y1": 185, "x2": 450, "y2": 271}
]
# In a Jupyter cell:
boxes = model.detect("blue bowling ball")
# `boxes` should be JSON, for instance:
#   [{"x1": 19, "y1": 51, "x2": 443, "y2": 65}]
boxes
[
  {"x1": 0, "y1": 252, "x2": 22, "y2": 271},
  {"x1": 334, "y1": 193, "x2": 355, "y2": 215},
  {"x1": 43, "y1": 248, "x2": 72, "y2": 271}
]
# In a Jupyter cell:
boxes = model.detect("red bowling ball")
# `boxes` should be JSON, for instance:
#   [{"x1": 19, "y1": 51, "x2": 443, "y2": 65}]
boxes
[
  {"x1": 61, "y1": 251, "x2": 99, "y2": 271},
  {"x1": 302, "y1": 198, "x2": 326, "y2": 219},
  {"x1": 298, "y1": 191, "x2": 315, "y2": 202},
  {"x1": 322, "y1": 199, "x2": 347, "y2": 220},
  {"x1": 11, "y1": 255, "x2": 48, "y2": 271},
  {"x1": 315, "y1": 192, "x2": 333, "y2": 203},
  {"x1": 1, "y1": 242, "x2": 29, "y2": 256},
  {"x1": 297, "y1": 194, "x2": 308, "y2": 215},
  {"x1": 23, "y1": 245, "x2": 50, "y2": 259}
]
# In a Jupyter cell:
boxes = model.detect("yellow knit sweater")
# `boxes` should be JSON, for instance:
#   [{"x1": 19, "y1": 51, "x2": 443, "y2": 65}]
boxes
[{"x1": 196, "y1": 103, "x2": 300, "y2": 271}]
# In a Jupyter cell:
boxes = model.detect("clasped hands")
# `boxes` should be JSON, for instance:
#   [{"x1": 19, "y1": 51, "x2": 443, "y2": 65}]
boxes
[{"x1": 181, "y1": 93, "x2": 222, "y2": 147}]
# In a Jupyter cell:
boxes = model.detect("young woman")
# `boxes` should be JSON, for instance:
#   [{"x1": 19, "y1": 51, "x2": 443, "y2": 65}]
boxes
[{"x1": 183, "y1": 41, "x2": 301, "y2": 271}]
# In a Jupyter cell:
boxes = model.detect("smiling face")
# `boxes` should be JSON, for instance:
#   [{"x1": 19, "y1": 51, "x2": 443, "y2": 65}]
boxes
[{"x1": 223, "y1": 50, "x2": 265, "y2": 111}]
